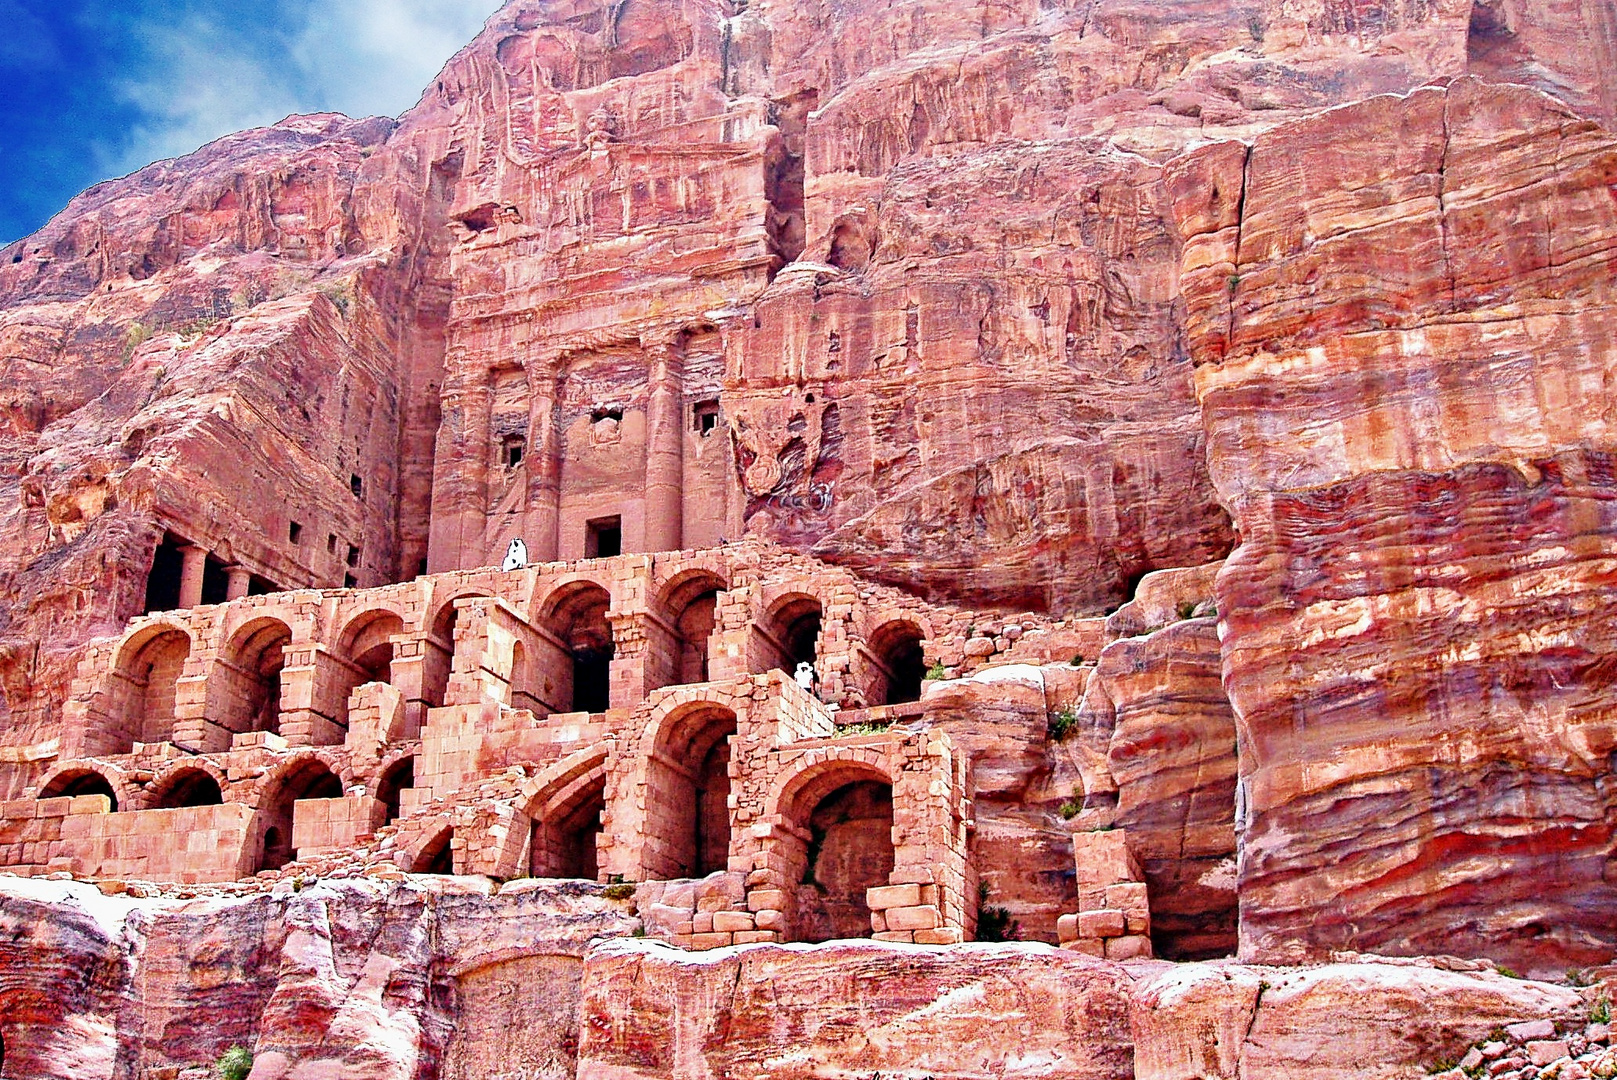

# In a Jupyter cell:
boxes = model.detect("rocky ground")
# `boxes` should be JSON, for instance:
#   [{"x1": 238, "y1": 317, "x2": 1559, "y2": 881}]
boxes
[{"x1": 0, "y1": 875, "x2": 1608, "y2": 1080}]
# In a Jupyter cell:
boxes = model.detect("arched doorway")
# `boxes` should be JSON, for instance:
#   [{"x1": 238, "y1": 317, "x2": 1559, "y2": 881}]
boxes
[
  {"x1": 255, "y1": 759, "x2": 343, "y2": 873},
  {"x1": 757, "y1": 594, "x2": 822, "y2": 677},
  {"x1": 796, "y1": 779, "x2": 894, "y2": 941},
  {"x1": 529, "y1": 775, "x2": 606, "y2": 879},
  {"x1": 149, "y1": 768, "x2": 223, "y2": 809},
  {"x1": 109, "y1": 626, "x2": 191, "y2": 750},
  {"x1": 374, "y1": 756, "x2": 415, "y2": 826},
  {"x1": 39, "y1": 768, "x2": 119, "y2": 811},
  {"x1": 644, "y1": 703, "x2": 736, "y2": 878},
  {"x1": 423, "y1": 594, "x2": 487, "y2": 709},
  {"x1": 412, "y1": 826, "x2": 455, "y2": 874},
  {"x1": 653, "y1": 570, "x2": 726, "y2": 688},
  {"x1": 866, "y1": 620, "x2": 926, "y2": 706},
  {"x1": 220, "y1": 619, "x2": 292, "y2": 735},
  {"x1": 543, "y1": 582, "x2": 615, "y2": 713}
]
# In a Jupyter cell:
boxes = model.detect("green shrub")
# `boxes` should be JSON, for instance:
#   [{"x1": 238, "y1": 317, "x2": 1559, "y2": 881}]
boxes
[
  {"x1": 216, "y1": 1046, "x2": 253, "y2": 1080},
  {"x1": 1057, "y1": 793, "x2": 1082, "y2": 820},
  {"x1": 1593, "y1": 992, "x2": 1611, "y2": 1025},
  {"x1": 924, "y1": 661, "x2": 948, "y2": 681},
  {"x1": 1046, "y1": 707, "x2": 1078, "y2": 742},
  {"x1": 1069, "y1": 653, "x2": 1085, "y2": 666},
  {"x1": 602, "y1": 882, "x2": 636, "y2": 901},
  {"x1": 1495, "y1": 964, "x2": 1522, "y2": 980},
  {"x1": 1176, "y1": 600, "x2": 1198, "y2": 621},
  {"x1": 976, "y1": 906, "x2": 1020, "y2": 942}
]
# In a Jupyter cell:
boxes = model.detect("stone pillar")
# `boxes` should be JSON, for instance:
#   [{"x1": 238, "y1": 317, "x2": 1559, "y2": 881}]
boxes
[
  {"x1": 426, "y1": 363, "x2": 495, "y2": 573},
  {"x1": 177, "y1": 545, "x2": 208, "y2": 609},
  {"x1": 525, "y1": 357, "x2": 562, "y2": 563},
  {"x1": 225, "y1": 565, "x2": 252, "y2": 600},
  {"x1": 644, "y1": 340, "x2": 684, "y2": 553}
]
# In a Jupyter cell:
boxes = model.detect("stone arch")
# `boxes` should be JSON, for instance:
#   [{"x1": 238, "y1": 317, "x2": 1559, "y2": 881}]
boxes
[
  {"x1": 520, "y1": 746, "x2": 610, "y2": 880},
  {"x1": 643, "y1": 701, "x2": 737, "y2": 878},
  {"x1": 540, "y1": 579, "x2": 614, "y2": 713},
  {"x1": 652, "y1": 567, "x2": 728, "y2": 689},
  {"x1": 372, "y1": 752, "x2": 417, "y2": 828},
  {"x1": 36, "y1": 762, "x2": 126, "y2": 811},
  {"x1": 755, "y1": 591, "x2": 823, "y2": 678},
  {"x1": 422, "y1": 589, "x2": 493, "y2": 709},
  {"x1": 864, "y1": 617, "x2": 929, "y2": 706},
  {"x1": 766, "y1": 754, "x2": 896, "y2": 942},
  {"x1": 253, "y1": 755, "x2": 345, "y2": 873},
  {"x1": 331, "y1": 608, "x2": 405, "y2": 729},
  {"x1": 216, "y1": 616, "x2": 294, "y2": 736},
  {"x1": 147, "y1": 762, "x2": 226, "y2": 809},
  {"x1": 105, "y1": 622, "x2": 192, "y2": 751},
  {"x1": 410, "y1": 822, "x2": 456, "y2": 874}
]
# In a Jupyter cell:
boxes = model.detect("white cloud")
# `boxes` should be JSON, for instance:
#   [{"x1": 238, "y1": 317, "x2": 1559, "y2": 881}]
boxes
[{"x1": 101, "y1": 0, "x2": 501, "y2": 177}]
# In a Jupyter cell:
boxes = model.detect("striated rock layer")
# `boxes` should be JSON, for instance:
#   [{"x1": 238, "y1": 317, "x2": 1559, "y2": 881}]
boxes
[
  {"x1": 0, "y1": 878, "x2": 1596, "y2": 1080},
  {"x1": 1166, "y1": 78, "x2": 1617, "y2": 968}
]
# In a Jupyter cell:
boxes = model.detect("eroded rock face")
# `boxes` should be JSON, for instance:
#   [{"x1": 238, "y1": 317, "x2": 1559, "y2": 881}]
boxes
[{"x1": 1166, "y1": 77, "x2": 1617, "y2": 971}]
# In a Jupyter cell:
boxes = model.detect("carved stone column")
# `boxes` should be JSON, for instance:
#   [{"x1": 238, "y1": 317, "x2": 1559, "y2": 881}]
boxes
[
  {"x1": 525, "y1": 355, "x2": 563, "y2": 563},
  {"x1": 177, "y1": 544, "x2": 208, "y2": 609},
  {"x1": 644, "y1": 339, "x2": 685, "y2": 553}
]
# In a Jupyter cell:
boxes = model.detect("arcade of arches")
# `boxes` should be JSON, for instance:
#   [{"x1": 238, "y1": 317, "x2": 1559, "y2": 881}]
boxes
[{"x1": 2, "y1": 540, "x2": 1225, "y2": 958}]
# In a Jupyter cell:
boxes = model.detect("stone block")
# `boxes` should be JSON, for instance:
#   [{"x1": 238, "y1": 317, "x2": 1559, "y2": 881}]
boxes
[
  {"x1": 871, "y1": 931, "x2": 913, "y2": 942},
  {"x1": 912, "y1": 928, "x2": 963, "y2": 945},
  {"x1": 731, "y1": 931, "x2": 775, "y2": 944},
  {"x1": 866, "y1": 883, "x2": 921, "y2": 910},
  {"x1": 883, "y1": 904, "x2": 941, "y2": 932},
  {"x1": 1072, "y1": 830, "x2": 1138, "y2": 887},
  {"x1": 1526, "y1": 1041, "x2": 1570, "y2": 1067},
  {"x1": 711, "y1": 911, "x2": 755, "y2": 932},
  {"x1": 1056, "y1": 913, "x2": 1079, "y2": 943},
  {"x1": 689, "y1": 932, "x2": 732, "y2": 950},
  {"x1": 1105, "y1": 882, "x2": 1149, "y2": 913},
  {"x1": 1078, "y1": 909, "x2": 1126, "y2": 938},
  {"x1": 1507, "y1": 1020, "x2": 1557, "y2": 1041},
  {"x1": 746, "y1": 888, "x2": 788, "y2": 912},
  {"x1": 1061, "y1": 939, "x2": 1106, "y2": 957},
  {"x1": 1103, "y1": 934, "x2": 1152, "y2": 960}
]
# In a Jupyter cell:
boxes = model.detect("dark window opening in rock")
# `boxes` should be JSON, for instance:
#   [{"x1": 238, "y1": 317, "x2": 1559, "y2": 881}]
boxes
[
  {"x1": 503, "y1": 434, "x2": 526, "y2": 468},
  {"x1": 585, "y1": 516, "x2": 622, "y2": 559},
  {"x1": 201, "y1": 554, "x2": 229, "y2": 606},
  {"x1": 693, "y1": 400, "x2": 720, "y2": 435},
  {"x1": 869, "y1": 622, "x2": 926, "y2": 706},
  {"x1": 418, "y1": 558, "x2": 429, "y2": 577},
  {"x1": 346, "y1": 544, "x2": 361, "y2": 567},
  {"x1": 414, "y1": 829, "x2": 455, "y2": 873},
  {"x1": 248, "y1": 575, "x2": 276, "y2": 596},
  {"x1": 544, "y1": 582, "x2": 616, "y2": 713},
  {"x1": 796, "y1": 779, "x2": 894, "y2": 943},
  {"x1": 589, "y1": 406, "x2": 624, "y2": 425},
  {"x1": 376, "y1": 757, "x2": 415, "y2": 825},
  {"x1": 144, "y1": 534, "x2": 185, "y2": 613},
  {"x1": 40, "y1": 770, "x2": 118, "y2": 811},
  {"x1": 261, "y1": 826, "x2": 290, "y2": 872},
  {"x1": 571, "y1": 647, "x2": 612, "y2": 713},
  {"x1": 350, "y1": 474, "x2": 363, "y2": 498},
  {"x1": 344, "y1": 573, "x2": 358, "y2": 588},
  {"x1": 327, "y1": 533, "x2": 338, "y2": 554},
  {"x1": 288, "y1": 520, "x2": 303, "y2": 544},
  {"x1": 153, "y1": 769, "x2": 223, "y2": 809}
]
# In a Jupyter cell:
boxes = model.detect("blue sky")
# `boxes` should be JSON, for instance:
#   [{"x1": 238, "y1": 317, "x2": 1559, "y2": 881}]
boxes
[{"x1": 0, "y1": 0, "x2": 502, "y2": 245}]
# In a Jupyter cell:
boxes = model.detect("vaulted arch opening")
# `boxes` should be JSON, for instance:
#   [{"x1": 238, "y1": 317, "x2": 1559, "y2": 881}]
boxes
[
  {"x1": 375, "y1": 756, "x2": 416, "y2": 826},
  {"x1": 543, "y1": 581, "x2": 614, "y2": 713},
  {"x1": 220, "y1": 618, "x2": 292, "y2": 736},
  {"x1": 653, "y1": 569, "x2": 726, "y2": 689},
  {"x1": 108, "y1": 626, "x2": 191, "y2": 751},
  {"x1": 866, "y1": 620, "x2": 926, "y2": 706},
  {"x1": 255, "y1": 759, "x2": 343, "y2": 873},
  {"x1": 644, "y1": 703, "x2": 737, "y2": 879},
  {"x1": 756, "y1": 594, "x2": 822, "y2": 678},
  {"x1": 528, "y1": 773, "x2": 607, "y2": 880},
  {"x1": 39, "y1": 768, "x2": 118, "y2": 811},
  {"x1": 149, "y1": 768, "x2": 224, "y2": 809}
]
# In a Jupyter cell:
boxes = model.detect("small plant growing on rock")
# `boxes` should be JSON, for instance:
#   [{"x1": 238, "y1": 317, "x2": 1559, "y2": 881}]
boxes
[
  {"x1": 1495, "y1": 964, "x2": 1522, "y2": 979},
  {"x1": 1069, "y1": 653, "x2": 1085, "y2": 666},
  {"x1": 1176, "y1": 601, "x2": 1198, "y2": 621},
  {"x1": 1046, "y1": 707, "x2": 1078, "y2": 742},
  {"x1": 215, "y1": 1046, "x2": 252, "y2": 1080},
  {"x1": 924, "y1": 661, "x2": 948, "y2": 681},
  {"x1": 1057, "y1": 792, "x2": 1082, "y2": 820},
  {"x1": 975, "y1": 881, "x2": 1020, "y2": 942},
  {"x1": 1593, "y1": 992, "x2": 1612, "y2": 1025},
  {"x1": 602, "y1": 882, "x2": 636, "y2": 901}
]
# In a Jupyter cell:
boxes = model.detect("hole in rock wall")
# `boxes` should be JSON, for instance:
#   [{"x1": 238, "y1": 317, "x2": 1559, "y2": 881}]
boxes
[
  {"x1": 585, "y1": 516, "x2": 622, "y2": 559},
  {"x1": 646, "y1": 706, "x2": 736, "y2": 878},
  {"x1": 529, "y1": 777, "x2": 606, "y2": 879},
  {"x1": 545, "y1": 583, "x2": 615, "y2": 712},
  {"x1": 111, "y1": 626, "x2": 191, "y2": 750},
  {"x1": 144, "y1": 535, "x2": 185, "y2": 613}
]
